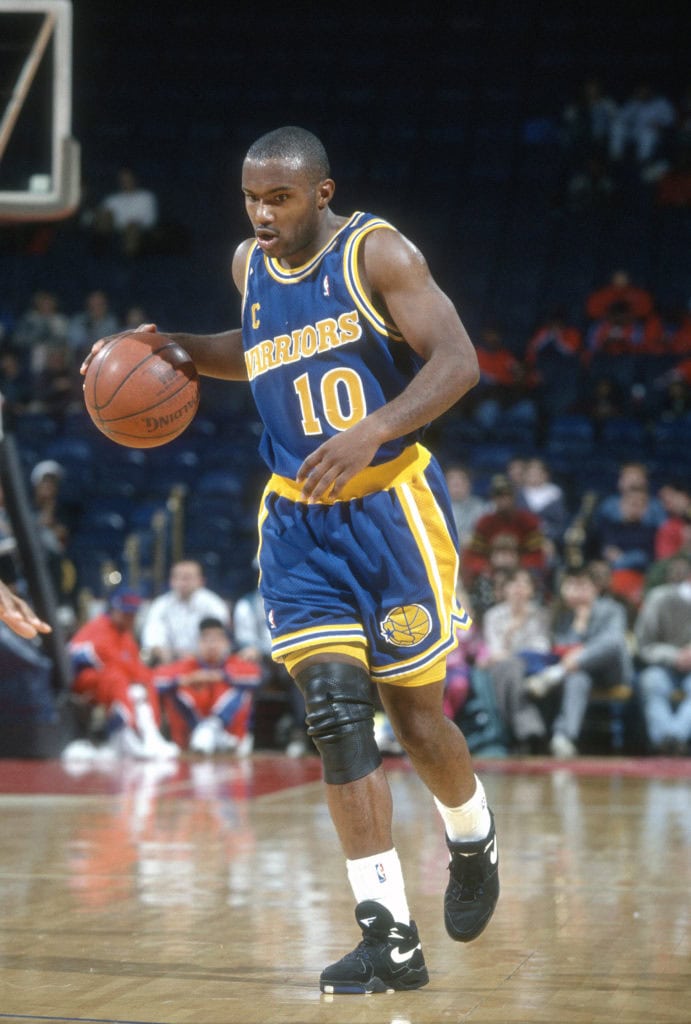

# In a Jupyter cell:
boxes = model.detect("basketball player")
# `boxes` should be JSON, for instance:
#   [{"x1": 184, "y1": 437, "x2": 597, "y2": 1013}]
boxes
[
  {"x1": 82, "y1": 126, "x2": 499, "y2": 994},
  {"x1": 0, "y1": 579, "x2": 51, "y2": 639}
]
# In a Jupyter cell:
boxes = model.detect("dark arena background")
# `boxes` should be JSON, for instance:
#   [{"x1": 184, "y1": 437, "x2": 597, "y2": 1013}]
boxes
[{"x1": 0, "y1": 4, "x2": 689, "y2": 1023}]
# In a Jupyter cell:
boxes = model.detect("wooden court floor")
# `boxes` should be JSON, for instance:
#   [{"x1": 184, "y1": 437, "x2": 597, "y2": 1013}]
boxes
[{"x1": 0, "y1": 752, "x2": 689, "y2": 1024}]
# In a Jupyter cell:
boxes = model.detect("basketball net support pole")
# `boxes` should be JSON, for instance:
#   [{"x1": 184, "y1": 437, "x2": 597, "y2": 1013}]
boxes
[
  {"x1": 0, "y1": 12, "x2": 56, "y2": 160},
  {"x1": 0, "y1": 399, "x2": 73, "y2": 695}
]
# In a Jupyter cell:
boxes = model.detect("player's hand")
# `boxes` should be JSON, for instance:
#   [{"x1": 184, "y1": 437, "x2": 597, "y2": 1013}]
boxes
[
  {"x1": 79, "y1": 323, "x2": 158, "y2": 376},
  {"x1": 0, "y1": 581, "x2": 52, "y2": 639},
  {"x1": 297, "y1": 420, "x2": 382, "y2": 501}
]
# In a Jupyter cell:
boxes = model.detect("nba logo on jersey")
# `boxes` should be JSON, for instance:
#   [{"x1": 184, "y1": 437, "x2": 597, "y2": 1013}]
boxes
[
  {"x1": 322, "y1": 274, "x2": 330, "y2": 297},
  {"x1": 375, "y1": 862, "x2": 386, "y2": 883}
]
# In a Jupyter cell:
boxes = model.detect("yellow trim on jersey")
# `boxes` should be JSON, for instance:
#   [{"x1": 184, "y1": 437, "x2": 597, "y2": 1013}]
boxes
[
  {"x1": 279, "y1": 641, "x2": 370, "y2": 677},
  {"x1": 396, "y1": 476, "x2": 458, "y2": 641},
  {"x1": 376, "y1": 648, "x2": 452, "y2": 687},
  {"x1": 267, "y1": 442, "x2": 431, "y2": 504},
  {"x1": 240, "y1": 242, "x2": 257, "y2": 321},
  {"x1": 264, "y1": 212, "x2": 365, "y2": 284},
  {"x1": 343, "y1": 219, "x2": 403, "y2": 341}
]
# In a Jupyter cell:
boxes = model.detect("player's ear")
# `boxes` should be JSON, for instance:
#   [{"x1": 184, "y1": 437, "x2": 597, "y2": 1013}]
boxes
[{"x1": 317, "y1": 178, "x2": 335, "y2": 209}]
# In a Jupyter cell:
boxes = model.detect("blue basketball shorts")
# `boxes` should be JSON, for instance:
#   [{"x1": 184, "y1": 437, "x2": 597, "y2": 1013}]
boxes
[{"x1": 256, "y1": 443, "x2": 470, "y2": 687}]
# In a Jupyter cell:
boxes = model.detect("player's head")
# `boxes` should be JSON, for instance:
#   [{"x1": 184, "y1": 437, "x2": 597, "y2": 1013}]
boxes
[
  {"x1": 242, "y1": 126, "x2": 335, "y2": 264},
  {"x1": 246, "y1": 126, "x2": 330, "y2": 183}
]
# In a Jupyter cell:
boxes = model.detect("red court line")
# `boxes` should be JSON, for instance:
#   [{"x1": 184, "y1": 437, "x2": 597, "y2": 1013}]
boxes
[
  {"x1": 0, "y1": 753, "x2": 688, "y2": 799},
  {"x1": 0, "y1": 755, "x2": 323, "y2": 798}
]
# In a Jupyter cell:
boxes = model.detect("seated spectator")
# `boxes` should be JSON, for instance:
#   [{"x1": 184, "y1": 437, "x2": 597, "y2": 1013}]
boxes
[
  {"x1": 67, "y1": 289, "x2": 120, "y2": 361},
  {"x1": 585, "y1": 299, "x2": 662, "y2": 358},
  {"x1": 525, "y1": 565, "x2": 632, "y2": 758},
  {"x1": 12, "y1": 289, "x2": 69, "y2": 374},
  {"x1": 585, "y1": 270, "x2": 654, "y2": 323},
  {"x1": 506, "y1": 456, "x2": 528, "y2": 492},
  {"x1": 154, "y1": 617, "x2": 262, "y2": 754},
  {"x1": 30, "y1": 459, "x2": 79, "y2": 621},
  {"x1": 0, "y1": 346, "x2": 32, "y2": 425},
  {"x1": 594, "y1": 461, "x2": 666, "y2": 527},
  {"x1": 463, "y1": 474, "x2": 547, "y2": 589},
  {"x1": 469, "y1": 325, "x2": 537, "y2": 433},
  {"x1": 634, "y1": 555, "x2": 691, "y2": 755},
  {"x1": 140, "y1": 559, "x2": 230, "y2": 665},
  {"x1": 468, "y1": 534, "x2": 522, "y2": 624},
  {"x1": 482, "y1": 569, "x2": 552, "y2": 753},
  {"x1": 609, "y1": 82, "x2": 677, "y2": 181},
  {"x1": 29, "y1": 342, "x2": 81, "y2": 419},
  {"x1": 655, "y1": 482, "x2": 691, "y2": 561},
  {"x1": 588, "y1": 485, "x2": 659, "y2": 611},
  {"x1": 560, "y1": 77, "x2": 618, "y2": 209},
  {"x1": 92, "y1": 167, "x2": 159, "y2": 257},
  {"x1": 517, "y1": 457, "x2": 569, "y2": 554},
  {"x1": 645, "y1": 524, "x2": 691, "y2": 593},
  {"x1": 590, "y1": 486, "x2": 658, "y2": 572},
  {"x1": 444, "y1": 464, "x2": 489, "y2": 550},
  {"x1": 67, "y1": 589, "x2": 179, "y2": 760}
]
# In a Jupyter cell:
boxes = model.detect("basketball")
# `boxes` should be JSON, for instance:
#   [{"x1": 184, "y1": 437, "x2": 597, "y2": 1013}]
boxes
[{"x1": 83, "y1": 331, "x2": 200, "y2": 448}]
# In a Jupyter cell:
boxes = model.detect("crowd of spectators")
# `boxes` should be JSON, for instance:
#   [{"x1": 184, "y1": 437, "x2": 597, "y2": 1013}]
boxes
[{"x1": 446, "y1": 455, "x2": 691, "y2": 758}]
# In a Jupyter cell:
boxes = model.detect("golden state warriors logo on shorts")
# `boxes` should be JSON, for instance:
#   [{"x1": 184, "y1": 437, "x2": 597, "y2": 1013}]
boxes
[{"x1": 380, "y1": 604, "x2": 432, "y2": 647}]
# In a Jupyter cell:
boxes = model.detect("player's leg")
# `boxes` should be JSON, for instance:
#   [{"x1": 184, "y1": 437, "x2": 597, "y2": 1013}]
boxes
[
  {"x1": 293, "y1": 651, "x2": 428, "y2": 994},
  {"x1": 379, "y1": 676, "x2": 499, "y2": 943}
]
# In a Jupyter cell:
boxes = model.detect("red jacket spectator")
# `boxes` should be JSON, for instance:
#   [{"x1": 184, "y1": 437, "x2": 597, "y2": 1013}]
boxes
[
  {"x1": 154, "y1": 617, "x2": 262, "y2": 752},
  {"x1": 586, "y1": 270, "x2": 654, "y2": 322},
  {"x1": 69, "y1": 595, "x2": 159, "y2": 728},
  {"x1": 463, "y1": 475, "x2": 547, "y2": 582}
]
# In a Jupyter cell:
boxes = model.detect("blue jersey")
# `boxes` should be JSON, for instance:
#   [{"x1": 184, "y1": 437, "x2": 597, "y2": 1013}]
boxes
[{"x1": 241, "y1": 211, "x2": 424, "y2": 479}]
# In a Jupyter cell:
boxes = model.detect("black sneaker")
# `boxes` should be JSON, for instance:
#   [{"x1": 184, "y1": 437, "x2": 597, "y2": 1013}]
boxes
[
  {"x1": 444, "y1": 811, "x2": 499, "y2": 942},
  {"x1": 319, "y1": 900, "x2": 429, "y2": 994}
]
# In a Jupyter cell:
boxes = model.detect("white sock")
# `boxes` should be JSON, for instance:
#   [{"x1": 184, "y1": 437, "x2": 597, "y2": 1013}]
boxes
[
  {"x1": 434, "y1": 775, "x2": 491, "y2": 842},
  {"x1": 346, "y1": 848, "x2": 410, "y2": 925}
]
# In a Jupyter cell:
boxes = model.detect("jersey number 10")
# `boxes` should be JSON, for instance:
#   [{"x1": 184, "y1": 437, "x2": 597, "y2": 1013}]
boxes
[{"x1": 293, "y1": 369, "x2": 367, "y2": 435}]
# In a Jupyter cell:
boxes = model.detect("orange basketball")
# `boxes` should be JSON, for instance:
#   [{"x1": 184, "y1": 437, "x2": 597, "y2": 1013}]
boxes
[{"x1": 83, "y1": 331, "x2": 200, "y2": 448}]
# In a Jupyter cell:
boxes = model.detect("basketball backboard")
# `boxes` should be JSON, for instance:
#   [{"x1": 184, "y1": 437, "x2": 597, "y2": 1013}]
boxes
[{"x1": 0, "y1": 0, "x2": 80, "y2": 221}]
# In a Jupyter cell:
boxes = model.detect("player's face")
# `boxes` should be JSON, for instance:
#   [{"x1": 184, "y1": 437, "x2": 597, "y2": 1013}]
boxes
[{"x1": 242, "y1": 157, "x2": 333, "y2": 266}]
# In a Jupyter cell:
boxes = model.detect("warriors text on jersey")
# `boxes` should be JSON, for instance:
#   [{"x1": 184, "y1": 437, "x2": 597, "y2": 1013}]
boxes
[{"x1": 241, "y1": 211, "x2": 424, "y2": 479}]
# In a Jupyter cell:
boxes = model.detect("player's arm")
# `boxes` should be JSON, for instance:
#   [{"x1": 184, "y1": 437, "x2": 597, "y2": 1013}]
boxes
[
  {"x1": 298, "y1": 229, "x2": 479, "y2": 499},
  {"x1": 0, "y1": 580, "x2": 51, "y2": 638},
  {"x1": 80, "y1": 241, "x2": 253, "y2": 381},
  {"x1": 170, "y1": 239, "x2": 253, "y2": 379}
]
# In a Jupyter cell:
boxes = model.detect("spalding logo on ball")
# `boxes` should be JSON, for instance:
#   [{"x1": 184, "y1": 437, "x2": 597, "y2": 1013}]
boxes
[{"x1": 83, "y1": 331, "x2": 200, "y2": 448}]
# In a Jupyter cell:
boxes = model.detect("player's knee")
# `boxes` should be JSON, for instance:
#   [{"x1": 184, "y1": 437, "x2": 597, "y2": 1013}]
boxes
[{"x1": 294, "y1": 662, "x2": 381, "y2": 785}]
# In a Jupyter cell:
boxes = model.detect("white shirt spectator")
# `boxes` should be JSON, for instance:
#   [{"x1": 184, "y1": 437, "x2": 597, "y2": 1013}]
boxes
[
  {"x1": 140, "y1": 560, "x2": 229, "y2": 663},
  {"x1": 103, "y1": 187, "x2": 158, "y2": 230}
]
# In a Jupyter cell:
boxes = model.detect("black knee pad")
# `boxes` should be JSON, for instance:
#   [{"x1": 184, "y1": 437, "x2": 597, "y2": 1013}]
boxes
[{"x1": 294, "y1": 662, "x2": 382, "y2": 785}]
